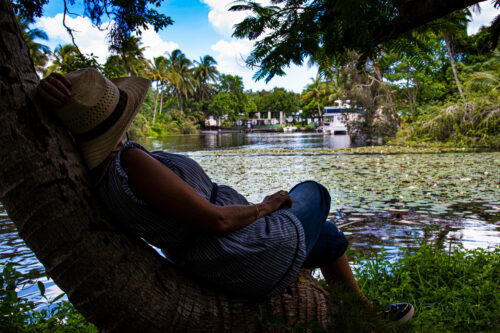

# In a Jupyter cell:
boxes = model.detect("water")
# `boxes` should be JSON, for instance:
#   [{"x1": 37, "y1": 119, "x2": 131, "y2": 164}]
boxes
[
  {"x1": 1, "y1": 132, "x2": 499, "y2": 297},
  {"x1": 139, "y1": 131, "x2": 354, "y2": 152}
]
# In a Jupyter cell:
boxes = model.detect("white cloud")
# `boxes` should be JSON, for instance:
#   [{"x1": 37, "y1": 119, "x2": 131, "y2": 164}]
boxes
[
  {"x1": 34, "y1": 14, "x2": 110, "y2": 62},
  {"x1": 134, "y1": 24, "x2": 179, "y2": 59},
  {"x1": 33, "y1": 15, "x2": 179, "y2": 64},
  {"x1": 201, "y1": 0, "x2": 249, "y2": 37},
  {"x1": 205, "y1": 0, "x2": 314, "y2": 92},
  {"x1": 201, "y1": 0, "x2": 272, "y2": 37},
  {"x1": 211, "y1": 39, "x2": 253, "y2": 59},
  {"x1": 468, "y1": 2, "x2": 498, "y2": 35},
  {"x1": 211, "y1": 38, "x2": 316, "y2": 92}
]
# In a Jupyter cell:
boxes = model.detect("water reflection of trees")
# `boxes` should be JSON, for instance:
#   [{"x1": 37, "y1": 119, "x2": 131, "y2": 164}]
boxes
[{"x1": 333, "y1": 207, "x2": 500, "y2": 259}]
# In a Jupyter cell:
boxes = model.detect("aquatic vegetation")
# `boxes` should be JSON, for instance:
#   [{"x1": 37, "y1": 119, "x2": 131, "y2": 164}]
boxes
[{"x1": 189, "y1": 147, "x2": 500, "y2": 222}]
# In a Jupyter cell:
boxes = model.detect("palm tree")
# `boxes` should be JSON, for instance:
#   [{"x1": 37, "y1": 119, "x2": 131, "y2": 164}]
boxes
[
  {"x1": 18, "y1": 18, "x2": 51, "y2": 74},
  {"x1": 109, "y1": 35, "x2": 147, "y2": 76},
  {"x1": 434, "y1": 9, "x2": 472, "y2": 100},
  {"x1": 193, "y1": 55, "x2": 219, "y2": 102},
  {"x1": 302, "y1": 74, "x2": 327, "y2": 118},
  {"x1": 103, "y1": 55, "x2": 127, "y2": 78},
  {"x1": 464, "y1": 49, "x2": 500, "y2": 93},
  {"x1": 146, "y1": 56, "x2": 168, "y2": 124},
  {"x1": 47, "y1": 44, "x2": 80, "y2": 75},
  {"x1": 166, "y1": 49, "x2": 195, "y2": 111}
]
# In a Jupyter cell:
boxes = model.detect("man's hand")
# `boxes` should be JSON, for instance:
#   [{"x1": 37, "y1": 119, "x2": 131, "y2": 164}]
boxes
[{"x1": 37, "y1": 73, "x2": 72, "y2": 107}]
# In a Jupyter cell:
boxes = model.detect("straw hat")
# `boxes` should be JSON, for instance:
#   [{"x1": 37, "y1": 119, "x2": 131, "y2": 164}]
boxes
[{"x1": 53, "y1": 68, "x2": 150, "y2": 170}]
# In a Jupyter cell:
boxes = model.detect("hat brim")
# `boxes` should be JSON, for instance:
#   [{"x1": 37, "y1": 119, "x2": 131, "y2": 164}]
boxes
[{"x1": 79, "y1": 76, "x2": 151, "y2": 170}]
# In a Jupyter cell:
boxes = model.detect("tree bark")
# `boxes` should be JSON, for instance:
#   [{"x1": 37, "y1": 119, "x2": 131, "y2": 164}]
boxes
[
  {"x1": 152, "y1": 80, "x2": 159, "y2": 124},
  {"x1": 159, "y1": 83, "x2": 164, "y2": 116},
  {"x1": 443, "y1": 34, "x2": 465, "y2": 100},
  {"x1": 0, "y1": 0, "x2": 333, "y2": 331}
]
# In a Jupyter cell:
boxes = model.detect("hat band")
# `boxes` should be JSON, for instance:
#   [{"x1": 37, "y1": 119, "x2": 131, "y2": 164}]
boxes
[{"x1": 75, "y1": 89, "x2": 128, "y2": 142}]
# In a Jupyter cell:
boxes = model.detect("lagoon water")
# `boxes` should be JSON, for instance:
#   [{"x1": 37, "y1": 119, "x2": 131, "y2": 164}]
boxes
[
  {"x1": 139, "y1": 131, "x2": 355, "y2": 152},
  {"x1": 1, "y1": 132, "x2": 499, "y2": 298}
]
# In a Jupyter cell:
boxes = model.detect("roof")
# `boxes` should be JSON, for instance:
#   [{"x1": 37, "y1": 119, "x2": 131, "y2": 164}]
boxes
[{"x1": 323, "y1": 107, "x2": 365, "y2": 115}]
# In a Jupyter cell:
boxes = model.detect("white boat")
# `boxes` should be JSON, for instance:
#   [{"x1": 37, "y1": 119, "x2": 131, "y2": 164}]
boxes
[
  {"x1": 321, "y1": 100, "x2": 362, "y2": 135},
  {"x1": 283, "y1": 126, "x2": 297, "y2": 132}
]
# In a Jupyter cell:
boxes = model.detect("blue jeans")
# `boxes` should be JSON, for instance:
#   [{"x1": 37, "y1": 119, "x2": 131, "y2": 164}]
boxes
[{"x1": 289, "y1": 181, "x2": 348, "y2": 268}]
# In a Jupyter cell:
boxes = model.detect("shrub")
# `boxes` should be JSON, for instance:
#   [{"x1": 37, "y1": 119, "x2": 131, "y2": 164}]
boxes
[
  {"x1": 395, "y1": 97, "x2": 500, "y2": 148},
  {"x1": 0, "y1": 263, "x2": 97, "y2": 332}
]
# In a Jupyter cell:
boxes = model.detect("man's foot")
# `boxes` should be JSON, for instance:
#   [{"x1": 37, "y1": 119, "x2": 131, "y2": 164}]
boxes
[{"x1": 383, "y1": 302, "x2": 415, "y2": 325}]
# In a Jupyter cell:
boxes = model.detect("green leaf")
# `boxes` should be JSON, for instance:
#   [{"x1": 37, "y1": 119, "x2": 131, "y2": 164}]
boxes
[{"x1": 37, "y1": 280, "x2": 45, "y2": 298}]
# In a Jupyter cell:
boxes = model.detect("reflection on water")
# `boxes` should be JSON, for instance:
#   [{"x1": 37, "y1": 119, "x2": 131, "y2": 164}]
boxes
[
  {"x1": 335, "y1": 210, "x2": 500, "y2": 259},
  {"x1": 138, "y1": 132, "x2": 354, "y2": 152}
]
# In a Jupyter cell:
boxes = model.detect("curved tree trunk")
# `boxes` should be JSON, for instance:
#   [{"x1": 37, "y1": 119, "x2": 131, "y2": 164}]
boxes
[
  {"x1": 443, "y1": 33, "x2": 464, "y2": 100},
  {"x1": 0, "y1": 1, "x2": 333, "y2": 331}
]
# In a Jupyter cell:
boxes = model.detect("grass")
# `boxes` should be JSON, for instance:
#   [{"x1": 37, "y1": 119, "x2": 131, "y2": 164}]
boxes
[
  {"x1": 349, "y1": 244, "x2": 500, "y2": 333},
  {"x1": 2, "y1": 244, "x2": 499, "y2": 332}
]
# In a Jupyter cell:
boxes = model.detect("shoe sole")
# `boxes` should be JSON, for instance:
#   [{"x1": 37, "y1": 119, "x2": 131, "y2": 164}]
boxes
[{"x1": 394, "y1": 305, "x2": 415, "y2": 325}]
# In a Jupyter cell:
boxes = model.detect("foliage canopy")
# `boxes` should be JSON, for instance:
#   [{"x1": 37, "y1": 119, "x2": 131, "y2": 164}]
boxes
[
  {"x1": 12, "y1": 0, "x2": 173, "y2": 48},
  {"x1": 231, "y1": 0, "x2": 499, "y2": 81}
]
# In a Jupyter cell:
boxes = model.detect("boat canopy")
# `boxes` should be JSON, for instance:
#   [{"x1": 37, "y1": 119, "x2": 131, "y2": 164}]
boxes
[{"x1": 324, "y1": 106, "x2": 365, "y2": 115}]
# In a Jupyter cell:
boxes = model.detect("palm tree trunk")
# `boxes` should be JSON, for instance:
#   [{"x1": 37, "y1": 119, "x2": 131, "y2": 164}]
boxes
[
  {"x1": 176, "y1": 90, "x2": 182, "y2": 111},
  {"x1": 443, "y1": 33, "x2": 464, "y2": 100},
  {"x1": 159, "y1": 83, "x2": 164, "y2": 117},
  {"x1": 406, "y1": 65, "x2": 415, "y2": 121},
  {"x1": 0, "y1": 1, "x2": 334, "y2": 331},
  {"x1": 316, "y1": 93, "x2": 322, "y2": 126},
  {"x1": 152, "y1": 81, "x2": 159, "y2": 124}
]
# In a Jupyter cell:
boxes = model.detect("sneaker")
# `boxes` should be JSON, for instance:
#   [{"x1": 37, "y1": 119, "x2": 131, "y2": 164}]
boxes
[{"x1": 383, "y1": 302, "x2": 415, "y2": 325}]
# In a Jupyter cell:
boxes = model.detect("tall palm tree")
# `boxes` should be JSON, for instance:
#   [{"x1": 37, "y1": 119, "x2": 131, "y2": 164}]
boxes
[
  {"x1": 146, "y1": 56, "x2": 168, "y2": 124},
  {"x1": 302, "y1": 74, "x2": 327, "y2": 118},
  {"x1": 109, "y1": 35, "x2": 147, "y2": 76},
  {"x1": 18, "y1": 18, "x2": 51, "y2": 73},
  {"x1": 166, "y1": 49, "x2": 194, "y2": 111},
  {"x1": 193, "y1": 55, "x2": 219, "y2": 102},
  {"x1": 433, "y1": 9, "x2": 472, "y2": 100}
]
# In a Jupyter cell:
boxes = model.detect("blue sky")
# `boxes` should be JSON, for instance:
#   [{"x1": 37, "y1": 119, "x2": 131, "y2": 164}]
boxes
[{"x1": 34, "y1": 1, "x2": 499, "y2": 92}]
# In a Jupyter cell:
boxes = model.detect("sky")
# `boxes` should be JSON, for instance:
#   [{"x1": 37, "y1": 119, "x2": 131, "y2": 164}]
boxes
[{"x1": 33, "y1": 1, "x2": 499, "y2": 93}]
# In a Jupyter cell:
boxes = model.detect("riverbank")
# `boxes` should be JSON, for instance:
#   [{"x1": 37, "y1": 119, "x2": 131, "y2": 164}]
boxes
[{"x1": 2, "y1": 244, "x2": 498, "y2": 332}]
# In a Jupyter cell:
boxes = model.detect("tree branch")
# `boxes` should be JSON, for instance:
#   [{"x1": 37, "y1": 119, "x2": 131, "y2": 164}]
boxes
[{"x1": 63, "y1": 0, "x2": 83, "y2": 56}]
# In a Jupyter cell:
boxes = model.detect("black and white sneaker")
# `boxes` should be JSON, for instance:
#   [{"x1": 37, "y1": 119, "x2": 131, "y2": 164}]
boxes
[{"x1": 383, "y1": 302, "x2": 415, "y2": 325}]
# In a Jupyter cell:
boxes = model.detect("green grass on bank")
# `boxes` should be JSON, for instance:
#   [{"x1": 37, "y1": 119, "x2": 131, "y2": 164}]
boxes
[
  {"x1": 350, "y1": 244, "x2": 500, "y2": 333},
  {"x1": 1, "y1": 245, "x2": 499, "y2": 332}
]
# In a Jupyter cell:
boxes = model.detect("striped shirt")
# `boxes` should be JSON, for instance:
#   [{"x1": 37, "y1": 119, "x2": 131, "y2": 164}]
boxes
[{"x1": 96, "y1": 141, "x2": 306, "y2": 297}]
